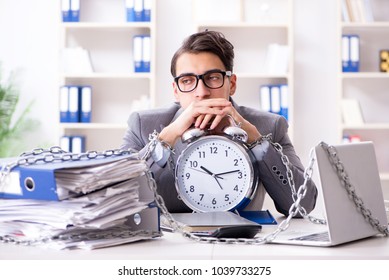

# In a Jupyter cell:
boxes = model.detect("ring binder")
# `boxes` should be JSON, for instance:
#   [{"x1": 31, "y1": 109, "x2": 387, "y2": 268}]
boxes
[{"x1": 0, "y1": 149, "x2": 161, "y2": 249}]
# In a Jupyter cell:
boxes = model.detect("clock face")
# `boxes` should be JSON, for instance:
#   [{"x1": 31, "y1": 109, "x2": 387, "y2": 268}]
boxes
[{"x1": 175, "y1": 135, "x2": 255, "y2": 212}]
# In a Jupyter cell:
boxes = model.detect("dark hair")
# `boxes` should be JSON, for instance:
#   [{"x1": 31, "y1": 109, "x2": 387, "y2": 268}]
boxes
[{"x1": 170, "y1": 30, "x2": 235, "y2": 77}]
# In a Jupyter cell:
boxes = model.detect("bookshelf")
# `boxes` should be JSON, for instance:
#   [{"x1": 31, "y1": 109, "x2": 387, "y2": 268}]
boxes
[
  {"x1": 59, "y1": 0, "x2": 156, "y2": 152},
  {"x1": 338, "y1": 0, "x2": 389, "y2": 182},
  {"x1": 192, "y1": 0, "x2": 294, "y2": 139}
]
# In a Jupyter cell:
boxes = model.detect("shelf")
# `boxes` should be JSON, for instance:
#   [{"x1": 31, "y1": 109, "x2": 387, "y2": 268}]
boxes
[
  {"x1": 63, "y1": 22, "x2": 152, "y2": 29},
  {"x1": 194, "y1": 0, "x2": 293, "y2": 140},
  {"x1": 342, "y1": 22, "x2": 389, "y2": 28},
  {"x1": 339, "y1": 0, "x2": 389, "y2": 184},
  {"x1": 196, "y1": 22, "x2": 289, "y2": 29},
  {"x1": 61, "y1": 73, "x2": 152, "y2": 79},
  {"x1": 58, "y1": 0, "x2": 156, "y2": 152},
  {"x1": 342, "y1": 123, "x2": 389, "y2": 130},
  {"x1": 60, "y1": 123, "x2": 127, "y2": 130},
  {"x1": 341, "y1": 72, "x2": 389, "y2": 79}
]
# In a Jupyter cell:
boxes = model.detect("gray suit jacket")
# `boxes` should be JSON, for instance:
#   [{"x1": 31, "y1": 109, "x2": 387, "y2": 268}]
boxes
[{"x1": 121, "y1": 100, "x2": 317, "y2": 216}]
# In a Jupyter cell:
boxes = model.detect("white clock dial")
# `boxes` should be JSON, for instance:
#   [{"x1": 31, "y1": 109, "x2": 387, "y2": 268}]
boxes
[{"x1": 175, "y1": 135, "x2": 256, "y2": 212}]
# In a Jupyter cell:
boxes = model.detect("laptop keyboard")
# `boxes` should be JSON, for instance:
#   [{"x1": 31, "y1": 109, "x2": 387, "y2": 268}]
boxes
[{"x1": 290, "y1": 232, "x2": 330, "y2": 242}]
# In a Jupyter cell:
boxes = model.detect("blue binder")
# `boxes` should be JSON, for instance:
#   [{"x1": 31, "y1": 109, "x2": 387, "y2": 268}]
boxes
[
  {"x1": 270, "y1": 85, "x2": 281, "y2": 115},
  {"x1": 80, "y1": 86, "x2": 92, "y2": 123},
  {"x1": 0, "y1": 154, "x2": 136, "y2": 201},
  {"x1": 342, "y1": 34, "x2": 360, "y2": 72},
  {"x1": 126, "y1": 0, "x2": 135, "y2": 22},
  {"x1": 59, "y1": 135, "x2": 72, "y2": 152},
  {"x1": 68, "y1": 86, "x2": 80, "y2": 122},
  {"x1": 61, "y1": 0, "x2": 71, "y2": 22},
  {"x1": 71, "y1": 135, "x2": 86, "y2": 153},
  {"x1": 133, "y1": 35, "x2": 143, "y2": 72},
  {"x1": 260, "y1": 85, "x2": 271, "y2": 113},
  {"x1": 341, "y1": 35, "x2": 350, "y2": 72},
  {"x1": 70, "y1": 0, "x2": 80, "y2": 22},
  {"x1": 142, "y1": 35, "x2": 151, "y2": 72},
  {"x1": 349, "y1": 34, "x2": 360, "y2": 72},
  {"x1": 143, "y1": 0, "x2": 152, "y2": 22},
  {"x1": 280, "y1": 84, "x2": 289, "y2": 121},
  {"x1": 134, "y1": 0, "x2": 143, "y2": 22},
  {"x1": 59, "y1": 86, "x2": 70, "y2": 122}
]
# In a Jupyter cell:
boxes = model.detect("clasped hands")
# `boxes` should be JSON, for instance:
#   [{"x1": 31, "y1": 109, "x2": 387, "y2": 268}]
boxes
[{"x1": 159, "y1": 98, "x2": 261, "y2": 147}]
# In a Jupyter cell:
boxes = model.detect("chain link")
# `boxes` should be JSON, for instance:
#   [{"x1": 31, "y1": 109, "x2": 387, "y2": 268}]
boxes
[
  {"x1": 0, "y1": 147, "x2": 162, "y2": 246},
  {"x1": 1, "y1": 147, "x2": 134, "y2": 193},
  {"x1": 150, "y1": 136, "x2": 388, "y2": 244},
  {"x1": 2, "y1": 139, "x2": 388, "y2": 246},
  {"x1": 148, "y1": 133, "x2": 321, "y2": 245},
  {"x1": 146, "y1": 130, "x2": 176, "y2": 172},
  {"x1": 0, "y1": 227, "x2": 161, "y2": 247},
  {"x1": 319, "y1": 142, "x2": 389, "y2": 236}
]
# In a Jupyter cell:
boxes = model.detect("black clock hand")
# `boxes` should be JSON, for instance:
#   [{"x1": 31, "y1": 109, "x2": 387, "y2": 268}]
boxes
[
  {"x1": 212, "y1": 176, "x2": 224, "y2": 190},
  {"x1": 200, "y1": 166, "x2": 224, "y2": 190},
  {"x1": 200, "y1": 166, "x2": 224, "y2": 179},
  {"x1": 200, "y1": 165, "x2": 215, "y2": 176},
  {"x1": 215, "y1": 169, "x2": 240, "y2": 176}
]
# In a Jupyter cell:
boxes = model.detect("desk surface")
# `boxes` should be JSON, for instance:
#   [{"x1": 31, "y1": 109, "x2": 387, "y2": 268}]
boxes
[{"x1": 1, "y1": 217, "x2": 388, "y2": 260}]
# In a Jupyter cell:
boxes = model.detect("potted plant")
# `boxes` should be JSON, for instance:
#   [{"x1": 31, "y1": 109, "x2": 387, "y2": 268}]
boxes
[{"x1": 0, "y1": 65, "x2": 39, "y2": 157}]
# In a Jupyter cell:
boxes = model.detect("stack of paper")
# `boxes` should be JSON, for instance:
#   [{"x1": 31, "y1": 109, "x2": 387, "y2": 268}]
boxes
[{"x1": 0, "y1": 153, "x2": 161, "y2": 249}]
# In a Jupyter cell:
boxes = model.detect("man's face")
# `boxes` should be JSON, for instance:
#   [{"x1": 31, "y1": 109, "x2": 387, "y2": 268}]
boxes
[{"x1": 172, "y1": 52, "x2": 236, "y2": 109}]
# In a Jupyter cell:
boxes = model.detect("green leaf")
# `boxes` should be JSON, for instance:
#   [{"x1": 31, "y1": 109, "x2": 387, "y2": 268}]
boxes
[{"x1": 0, "y1": 64, "x2": 40, "y2": 157}]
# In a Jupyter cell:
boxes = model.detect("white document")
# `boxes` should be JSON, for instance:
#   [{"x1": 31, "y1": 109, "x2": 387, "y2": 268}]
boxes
[
  {"x1": 60, "y1": 47, "x2": 94, "y2": 74},
  {"x1": 341, "y1": 98, "x2": 364, "y2": 125}
]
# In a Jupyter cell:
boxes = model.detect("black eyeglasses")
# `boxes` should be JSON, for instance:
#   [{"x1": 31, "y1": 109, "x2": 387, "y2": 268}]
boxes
[{"x1": 174, "y1": 70, "x2": 232, "y2": 93}]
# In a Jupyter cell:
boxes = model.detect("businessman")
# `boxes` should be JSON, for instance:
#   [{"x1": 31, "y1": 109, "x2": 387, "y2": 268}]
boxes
[{"x1": 121, "y1": 30, "x2": 317, "y2": 216}]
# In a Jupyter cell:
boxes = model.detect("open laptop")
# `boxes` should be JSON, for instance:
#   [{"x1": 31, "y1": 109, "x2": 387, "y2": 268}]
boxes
[{"x1": 271, "y1": 141, "x2": 388, "y2": 246}]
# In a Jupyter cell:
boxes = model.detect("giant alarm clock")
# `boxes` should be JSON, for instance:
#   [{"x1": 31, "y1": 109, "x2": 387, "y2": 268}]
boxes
[{"x1": 175, "y1": 120, "x2": 259, "y2": 212}]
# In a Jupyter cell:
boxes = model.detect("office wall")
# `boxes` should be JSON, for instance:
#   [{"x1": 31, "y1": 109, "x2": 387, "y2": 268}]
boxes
[
  {"x1": 293, "y1": 0, "x2": 338, "y2": 160},
  {"x1": 0, "y1": 0, "x2": 60, "y2": 150},
  {"x1": 0, "y1": 0, "x2": 338, "y2": 163}
]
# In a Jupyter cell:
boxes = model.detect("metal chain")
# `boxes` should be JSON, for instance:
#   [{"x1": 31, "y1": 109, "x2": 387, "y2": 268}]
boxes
[
  {"x1": 0, "y1": 147, "x2": 161, "y2": 246},
  {"x1": 144, "y1": 131, "x2": 160, "y2": 160},
  {"x1": 261, "y1": 135, "x2": 297, "y2": 201},
  {"x1": 320, "y1": 142, "x2": 389, "y2": 236},
  {"x1": 151, "y1": 152, "x2": 317, "y2": 244},
  {"x1": 0, "y1": 226, "x2": 161, "y2": 247},
  {"x1": 0, "y1": 147, "x2": 135, "y2": 197},
  {"x1": 260, "y1": 134, "x2": 325, "y2": 224},
  {"x1": 3, "y1": 139, "x2": 387, "y2": 246},
  {"x1": 147, "y1": 130, "x2": 176, "y2": 172},
  {"x1": 146, "y1": 133, "x2": 320, "y2": 245},
  {"x1": 152, "y1": 139, "x2": 389, "y2": 244},
  {"x1": 1, "y1": 146, "x2": 134, "y2": 182}
]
